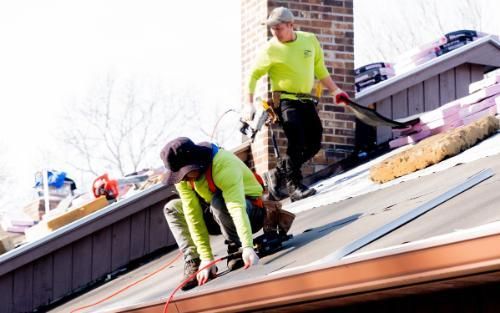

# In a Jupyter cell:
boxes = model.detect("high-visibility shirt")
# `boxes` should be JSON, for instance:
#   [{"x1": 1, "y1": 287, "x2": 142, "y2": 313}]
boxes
[
  {"x1": 175, "y1": 148, "x2": 263, "y2": 261},
  {"x1": 248, "y1": 31, "x2": 330, "y2": 100}
]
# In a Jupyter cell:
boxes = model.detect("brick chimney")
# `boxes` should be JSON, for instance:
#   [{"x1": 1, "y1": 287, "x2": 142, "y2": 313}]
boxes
[{"x1": 241, "y1": 0, "x2": 355, "y2": 176}]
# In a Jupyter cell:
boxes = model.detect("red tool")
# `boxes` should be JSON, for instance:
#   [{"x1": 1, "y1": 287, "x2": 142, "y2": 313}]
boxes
[{"x1": 92, "y1": 173, "x2": 119, "y2": 200}]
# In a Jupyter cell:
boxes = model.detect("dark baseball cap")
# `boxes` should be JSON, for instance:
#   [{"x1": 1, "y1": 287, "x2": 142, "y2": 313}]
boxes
[{"x1": 160, "y1": 137, "x2": 211, "y2": 185}]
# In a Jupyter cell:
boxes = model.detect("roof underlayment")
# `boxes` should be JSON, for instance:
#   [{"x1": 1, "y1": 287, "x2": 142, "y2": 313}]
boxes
[{"x1": 49, "y1": 129, "x2": 500, "y2": 313}]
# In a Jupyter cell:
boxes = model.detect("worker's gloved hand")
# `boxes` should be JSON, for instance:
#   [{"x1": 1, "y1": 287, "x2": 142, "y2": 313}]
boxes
[
  {"x1": 242, "y1": 103, "x2": 256, "y2": 122},
  {"x1": 242, "y1": 247, "x2": 259, "y2": 269},
  {"x1": 332, "y1": 88, "x2": 349, "y2": 105},
  {"x1": 197, "y1": 259, "x2": 217, "y2": 286}
]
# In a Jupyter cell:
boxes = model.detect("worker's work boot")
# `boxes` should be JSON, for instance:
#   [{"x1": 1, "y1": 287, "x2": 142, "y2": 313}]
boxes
[
  {"x1": 181, "y1": 258, "x2": 201, "y2": 291},
  {"x1": 226, "y1": 242, "x2": 244, "y2": 271},
  {"x1": 263, "y1": 168, "x2": 286, "y2": 200},
  {"x1": 287, "y1": 180, "x2": 316, "y2": 202}
]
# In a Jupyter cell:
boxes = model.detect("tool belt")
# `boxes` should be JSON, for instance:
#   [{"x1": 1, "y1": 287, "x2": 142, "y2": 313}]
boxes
[
  {"x1": 247, "y1": 196, "x2": 295, "y2": 236},
  {"x1": 262, "y1": 198, "x2": 295, "y2": 235},
  {"x1": 272, "y1": 90, "x2": 319, "y2": 106}
]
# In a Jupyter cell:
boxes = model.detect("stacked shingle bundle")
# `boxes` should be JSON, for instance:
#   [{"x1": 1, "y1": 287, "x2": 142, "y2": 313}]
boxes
[
  {"x1": 390, "y1": 68, "x2": 500, "y2": 148},
  {"x1": 0, "y1": 212, "x2": 34, "y2": 234},
  {"x1": 394, "y1": 30, "x2": 485, "y2": 74},
  {"x1": 355, "y1": 62, "x2": 395, "y2": 92},
  {"x1": 434, "y1": 30, "x2": 481, "y2": 56},
  {"x1": 393, "y1": 38, "x2": 443, "y2": 74}
]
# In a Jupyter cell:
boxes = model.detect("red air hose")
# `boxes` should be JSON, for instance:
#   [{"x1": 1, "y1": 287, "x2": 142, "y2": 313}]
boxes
[
  {"x1": 163, "y1": 257, "x2": 226, "y2": 313},
  {"x1": 70, "y1": 251, "x2": 182, "y2": 313}
]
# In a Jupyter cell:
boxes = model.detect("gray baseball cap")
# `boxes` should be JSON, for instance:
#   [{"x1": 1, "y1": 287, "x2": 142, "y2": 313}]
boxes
[{"x1": 265, "y1": 7, "x2": 294, "y2": 26}]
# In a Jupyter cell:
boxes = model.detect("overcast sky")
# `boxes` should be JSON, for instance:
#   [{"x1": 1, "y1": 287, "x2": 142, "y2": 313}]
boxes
[
  {"x1": 1, "y1": 0, "x2": 499, "y2": 211},
  {"x1": 0, "y1": 0, "x2": 241, "y2": 209}
]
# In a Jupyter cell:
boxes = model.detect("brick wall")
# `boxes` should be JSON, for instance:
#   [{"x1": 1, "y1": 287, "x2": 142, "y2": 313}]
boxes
[{"x1": 241, "y1": 0, "x2": 355, "y2": 176}]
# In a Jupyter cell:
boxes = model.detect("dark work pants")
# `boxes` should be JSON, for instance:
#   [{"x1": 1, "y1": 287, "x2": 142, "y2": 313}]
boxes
[
  {"x1": 164, "y1": 192, "x2": 264, "y2": 261},
  {"x1": 279, "y1": 99, "x2": 323, "y2": 182}
]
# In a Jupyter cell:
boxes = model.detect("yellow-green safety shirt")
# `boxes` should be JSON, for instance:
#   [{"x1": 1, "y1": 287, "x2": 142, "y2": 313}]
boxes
[
  {"x1": 248, "y1": 31, "x2": 330, "y2": 100},
  {"x1": 175, "y1": 149, "x2": 263, "y2": 261}
]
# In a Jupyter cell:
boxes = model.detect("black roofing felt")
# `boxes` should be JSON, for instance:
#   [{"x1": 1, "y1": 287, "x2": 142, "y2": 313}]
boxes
[{"x1": 50, "y1": 145, "x2": 500, "y2": 313}]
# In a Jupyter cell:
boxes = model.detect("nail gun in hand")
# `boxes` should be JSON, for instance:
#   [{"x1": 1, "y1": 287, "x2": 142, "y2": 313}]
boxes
[
  {"x1": 239, "y1": 98, "x2": 279, "y2": 143},
  {"x1": 239, "y1": 109, "x2": 269, "y2": 143}
]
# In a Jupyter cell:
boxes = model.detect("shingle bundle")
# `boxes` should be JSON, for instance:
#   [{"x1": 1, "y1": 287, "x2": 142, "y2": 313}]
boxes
[
  {"x1": 389, "y1": 68, "x2": 500, "y2": 149},
  {"x1": 355, "y1": 30, "x2": 487, "y2": 93},
  {"x1": 435, "y1": 30, "x2": 480, "y2": 56},
  {"x1": 355, "y1": 62, "x2": 395, "y2": 92},
  {"x1": 394, "y1": 30, "x2": 484, "y2": 74},
  {"x1": 0, "y1": 212, "x2": 34, "y2": 234}
]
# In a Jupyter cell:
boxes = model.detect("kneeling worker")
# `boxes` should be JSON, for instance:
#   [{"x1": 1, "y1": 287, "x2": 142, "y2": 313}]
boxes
[{"x1": 160, "y1": 137, "x2": 293, "y2": 290}]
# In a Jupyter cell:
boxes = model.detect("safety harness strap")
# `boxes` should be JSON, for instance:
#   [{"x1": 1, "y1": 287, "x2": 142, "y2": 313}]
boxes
[{"x1": 188, "y1": 145, "x2": 264, "y2": 208}]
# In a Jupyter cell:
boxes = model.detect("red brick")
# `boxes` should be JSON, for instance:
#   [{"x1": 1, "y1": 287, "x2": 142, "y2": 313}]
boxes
[
  {"x1": 329, "y1": 105, "x2": 346, "y2": 112},
  {"x1": 311, "y1": 20, "x2": 333, "y2": 28},
  {"x1": 323, "y1": 127, "x2": 334, "y2": 134},
  {"x1": 335, "y1": 113, "x2": 355, "y2": 122},
  {"x1": 325, "y1": 136, "x2": 346, "y2": 144},
  {"x1": 324, "y1": 0, "x2": 343, "y2": 7},
  {"x1": 332, "y1": 75, "x2": 346, "y2": 82},
  {"x1": 310, "y1": 5, "x2": 333, "y2": 13},
  {"x1": 335, "y1": 128, "x2": 355, "y2": 136},
  {"x1": 289, "y1": 3, "x2": 311, "y2": 11}
]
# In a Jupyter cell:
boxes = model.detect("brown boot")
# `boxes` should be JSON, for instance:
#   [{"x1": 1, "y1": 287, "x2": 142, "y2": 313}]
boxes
[
  {"x1": 263, "y1": 168, "x2": 287, "y2": 200},
  {"x1": 287, "y1": 180, "x2": 316, "y2": 202},
  {"x1": 181, "y1": 258, "x2": 200, "y2": 291},
  {"x1": 226, "y1": 242, "x2": 244, "y2": 271}
]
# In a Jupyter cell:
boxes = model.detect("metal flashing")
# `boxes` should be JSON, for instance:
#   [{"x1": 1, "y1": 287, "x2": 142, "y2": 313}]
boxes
[{"x1": 320, "y1": 168, "x2": 494, "y2": 263}]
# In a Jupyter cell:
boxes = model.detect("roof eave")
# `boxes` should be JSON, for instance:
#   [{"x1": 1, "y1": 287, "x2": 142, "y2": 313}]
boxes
[{"x1": 112, "y1": 222, "x2": 500, "y2": 313}]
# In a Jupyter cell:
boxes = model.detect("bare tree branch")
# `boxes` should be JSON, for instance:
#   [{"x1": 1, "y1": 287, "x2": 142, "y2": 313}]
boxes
[
  {"x1": 355, "y1": 0, "x2": 491, "y2": 67},
  {"x1": 58, "y1": 74, "x2": 200, "y2": 180}
]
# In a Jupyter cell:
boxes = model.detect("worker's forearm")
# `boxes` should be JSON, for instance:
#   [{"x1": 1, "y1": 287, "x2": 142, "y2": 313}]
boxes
[{"x1": 320, "y1": 76, "x2": 341, "y2": 93}]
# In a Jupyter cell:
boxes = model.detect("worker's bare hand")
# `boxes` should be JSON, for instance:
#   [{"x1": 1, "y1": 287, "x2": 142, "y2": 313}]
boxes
[
  {"x1": 197, "y1": 259, "x2": 217, "y2": 286},
  {"x1": 242, "y1": 247, "x2": 259, "y2": 269},
  {"x1": 242, "y1": 104, "x2": 256, "y2": 121},
  {"x1": 332, "y1": 88, "x2": 349, "y2": 105}
]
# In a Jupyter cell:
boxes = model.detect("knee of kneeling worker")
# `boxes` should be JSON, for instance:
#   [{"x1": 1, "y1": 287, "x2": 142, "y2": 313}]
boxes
[{"x1": 164, "y1": 198, "x2": 183, "y2": 216}]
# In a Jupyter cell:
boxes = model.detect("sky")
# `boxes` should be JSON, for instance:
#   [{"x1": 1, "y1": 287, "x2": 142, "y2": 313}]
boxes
[
  {"x1": 0, "y1": 0, "x2": 241, "y2": 209},
  {"x1": 1, "y1": 0, "x2": 500, "y2": 211}
]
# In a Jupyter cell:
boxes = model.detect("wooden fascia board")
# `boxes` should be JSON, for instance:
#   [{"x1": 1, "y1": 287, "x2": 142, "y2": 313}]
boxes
[{"x1": 117, "y1": 226, "x2": 500, "y2": 313}]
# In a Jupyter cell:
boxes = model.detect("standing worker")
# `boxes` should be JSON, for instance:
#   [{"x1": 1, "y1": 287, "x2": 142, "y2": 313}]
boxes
[
  {"x1": 160, "y1": 137, "x2": 294, "y2": 290},
  {"x1": 243, "y1": 6, "x2": 350, "y2": 202}
]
